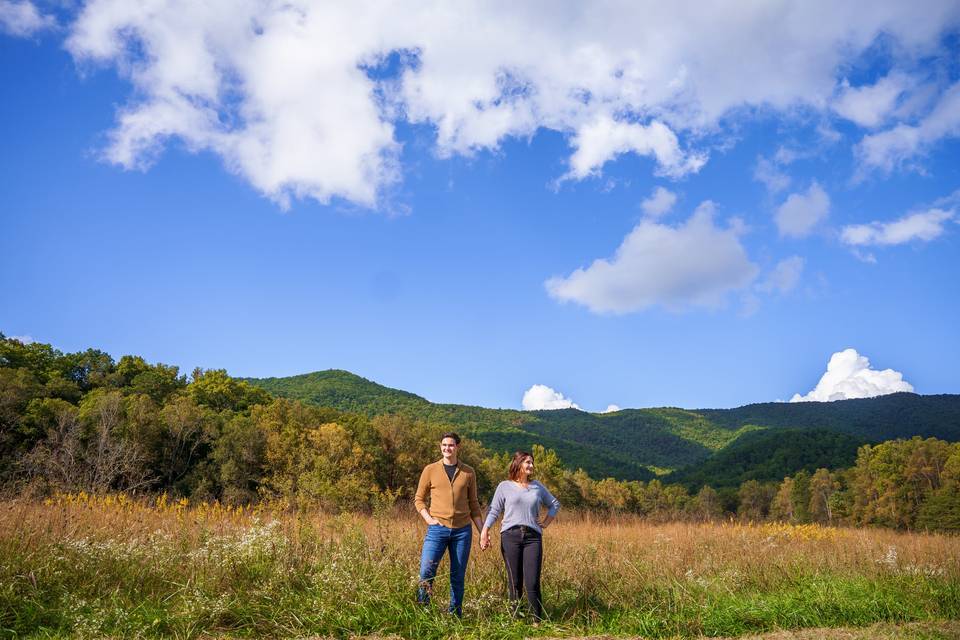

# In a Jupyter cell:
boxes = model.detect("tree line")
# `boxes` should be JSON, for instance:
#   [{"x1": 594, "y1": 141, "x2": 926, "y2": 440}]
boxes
[{"x1": 1, "y1": 334, "x2": 957, "y2": 530}]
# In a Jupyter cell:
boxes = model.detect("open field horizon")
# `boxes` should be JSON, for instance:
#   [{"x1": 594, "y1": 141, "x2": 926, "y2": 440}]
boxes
[{"x1": 3, "y1": 493, "x2": 959, "y2": 639}]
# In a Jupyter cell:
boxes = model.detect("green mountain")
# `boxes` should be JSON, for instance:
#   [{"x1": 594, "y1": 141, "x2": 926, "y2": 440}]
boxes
[
  {"x1": 246, "y1": 370, "x2": 960, "y2": 481},
  {"x1": 666, "y1": 429, "x2": 868, "y2": 489},
  {"x1": 697, "y1": 393, "x2": 960, "y2": 442}
]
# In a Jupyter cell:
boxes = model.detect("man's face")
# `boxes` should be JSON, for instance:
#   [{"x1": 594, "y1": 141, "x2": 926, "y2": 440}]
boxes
[{"x1": 440, "y1": 437, "x2": 459, "y2": 459}]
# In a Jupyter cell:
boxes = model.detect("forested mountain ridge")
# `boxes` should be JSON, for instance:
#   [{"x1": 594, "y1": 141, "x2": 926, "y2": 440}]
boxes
[
  {"x1": 698, "y1": 393, "x2": 960, "y2": 441},
  {"x1": 246, "y1": 370, "x2": 960, "y2": 479},
  {"x1": 5, "y1": 335, "x2": 959, "y2": 531},
  {"x1": 247, "y1": 370, "x2": 431, "y2": 415},
  {"x1": 666, "y1": 429, "x2": 870, "y2": 489}
]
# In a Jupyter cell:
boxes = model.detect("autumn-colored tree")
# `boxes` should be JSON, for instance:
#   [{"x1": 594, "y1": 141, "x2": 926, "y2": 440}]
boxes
[
  {"x1": 737, "y1": 479, "x2": 775, "y2": 522},
  {"x1": 210, "y1": 413, "x2": 266, "y2": 505},
  {"x1": 594, "y1": 477, "x2": 632, "y2": 512},
  {"x1": 849, "y1": 438, "x2": 955, "y2": 528},
  {"x1": 808, "y1": 468, "x2": 839, "y2": 524},
  {"x1": 189, "y1": 368, "x2": 271, "y2": 413},
  {"x1": 770, "y1": 476, "x2": 796, "y2": 522},
  {"x1": 258, "y1": 399, "x2": 377, "y2": 511},
  {"x1": 916, "y1": 443, "x2": 960, "y2": 532},
  {"x1": 691, "y1": 485, "x2": 724, "y2": 521},
  {"x1": 370, "y1": 415, "x2": 442, "y2": 496}
]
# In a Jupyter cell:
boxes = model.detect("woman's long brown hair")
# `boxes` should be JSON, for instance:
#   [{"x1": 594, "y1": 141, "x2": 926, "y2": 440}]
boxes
[{"x1": 508, "y1": 451, "x2": 533, "y2": 482}]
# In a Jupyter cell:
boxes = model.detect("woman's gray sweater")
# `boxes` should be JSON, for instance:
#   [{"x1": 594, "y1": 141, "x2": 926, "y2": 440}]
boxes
[{"x1": 483, "y1": 480, "x2": 561, "y2": 533}]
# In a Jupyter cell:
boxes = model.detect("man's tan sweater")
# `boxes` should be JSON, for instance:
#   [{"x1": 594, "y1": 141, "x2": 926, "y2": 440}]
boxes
[{"x1": 414, "y1": 460, "x2": 483, "y2": 528}]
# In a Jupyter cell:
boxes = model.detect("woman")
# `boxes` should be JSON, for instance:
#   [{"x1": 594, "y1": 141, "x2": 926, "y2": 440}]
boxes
[{"x1": 480, "y1": 450, "x2": 561, "y2": 621}]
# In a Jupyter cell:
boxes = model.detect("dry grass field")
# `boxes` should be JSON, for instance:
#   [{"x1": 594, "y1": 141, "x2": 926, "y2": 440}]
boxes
[{"x1": 2, "y1": 493, "x2": 959, "y2": 639}]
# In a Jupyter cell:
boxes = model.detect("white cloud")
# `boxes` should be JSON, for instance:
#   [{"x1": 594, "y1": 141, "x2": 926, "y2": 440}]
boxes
[
  {"x1": 754, "y1": 156, "x2": 791, "y2": 194},
  {"x1": 0, "y1": 0, "x2": 54, "y2": 36},
  {"x1": 564, "y1": 116, "x2": 705, "y2": 181},
  {"x1": 857, "y1": 81, "x2": 960, "y2": 176},
  {"x1": 790, "y1": 348, "x2": 914, "y2": 402},
  {"x1": 774, "y1": 147, "x2": 802, "y2": 165},
  {"x1": 545, "y1": 201, "x2": 758, "y2": 314},
  {"x1": 841, "y1": 208, "x2": 954, "y2": 246},
  {"x1": 757, "y1": 256, "x2": 805, "y2": 294},
  {"x1": 522, "y1": 384, "x2": 580, "y2": 411},
  {"x1": 640, "y1": 186, "x2": 678, "y2": 218},
  {"x1": 833, "y1": 73, "x2": 911, "y2": 128},
  {"x1": 775, "y1": 182, "x2": 830, "y2": 238},
  {"x1": 7, "y1": 335, "x2": 34, "y2": 344},
  {"x1": 600, "y1": 404, "x2": 621, "y2": 413},
  {"x1": 754, "y1": 146, "x2": 812, "y2": 194},
  {"x1": 933, "y1": 188, "x2": 960, "y2": 208},
  {"x1": 56, "y1": 1, "x2": 960, "y2": 209}
]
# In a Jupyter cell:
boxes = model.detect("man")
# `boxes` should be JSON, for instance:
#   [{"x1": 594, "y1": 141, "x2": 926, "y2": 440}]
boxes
[{"x1": 414, "y1": 431, "x2": 484, "y2": 617}]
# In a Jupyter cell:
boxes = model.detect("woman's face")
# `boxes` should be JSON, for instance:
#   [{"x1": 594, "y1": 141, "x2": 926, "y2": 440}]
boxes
[{"x1": 521, "y1": 456, "x2": 535, "y2": 478}]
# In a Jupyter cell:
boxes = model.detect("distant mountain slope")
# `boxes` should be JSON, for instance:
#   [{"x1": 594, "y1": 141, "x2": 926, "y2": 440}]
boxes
[
  {"x1": 249, "y1": 370, "x2": 431, "y2": 415},
  {"x1": 667, "y1": 429, "x2": 869, "y2": 489},
  {"x1": 698, "y1": 393, "x2": 960, "y2": 442},
  {"x1": 246, "y1": 371, "x2": 960, "y2": 482},
  {"x1": 247, "y1": 371, "x2": 659, "y2": 480}
]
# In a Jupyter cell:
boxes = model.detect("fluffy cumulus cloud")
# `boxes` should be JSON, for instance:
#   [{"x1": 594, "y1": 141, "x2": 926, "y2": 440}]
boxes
[
  {"x1": 545, "y1": 201, "x2": 758, "y2": 314},
  {"x1": 841, "y1": 208, "x2": 955, "y2": 246},
  {"x1": 775, "y1": 182, "x2": 830, "y2": 238},
  {"x1": 522, "y1": 384, "x2": 580, "y2": 411},
  {"x1": 7, "y1": 335, "x2": 34, "y2": 344},
  {"x1": 790, "y1": 348, "x2": 914, "y2": 402},
  {"x1": 600, "y1": 404, "x2": 621, "y2": 414},
  {"x1": 0, "y1": 0, "x2": 54, "y2": 36},
  {"x1": 640, "y1": 186, "x2": 678, "y2": 218},
  {"x1": 52, "y1": 0, "x2": 960, "y2": 208},
  {"x1": 564, "y1": 117, "x2": 706, "y2": 180}
]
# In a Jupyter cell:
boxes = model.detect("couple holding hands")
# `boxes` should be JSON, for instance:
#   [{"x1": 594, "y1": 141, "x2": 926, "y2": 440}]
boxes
[{"x1": 414, "y1": 432, "x2": 561, "y2": 620}]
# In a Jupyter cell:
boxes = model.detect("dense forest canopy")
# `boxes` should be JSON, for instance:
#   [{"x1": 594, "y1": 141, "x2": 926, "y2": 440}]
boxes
[
  {"x1": 2, "y1": 334, "x2": 959, "y2": 530},
  {"x1": 247, "y1": 369, "x2": 960, "y2": 479}
]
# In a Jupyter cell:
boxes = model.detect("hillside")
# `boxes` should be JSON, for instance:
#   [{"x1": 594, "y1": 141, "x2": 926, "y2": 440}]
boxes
[
  {"x1": 698, "y1": 393, "x2": 960, "y2": 441},
  {"x1": 666, "y1": 429, "x2": 869, "y2": 489},
  {"x1": 246, "y1": 371, "x2": 960, "y2": 481}
]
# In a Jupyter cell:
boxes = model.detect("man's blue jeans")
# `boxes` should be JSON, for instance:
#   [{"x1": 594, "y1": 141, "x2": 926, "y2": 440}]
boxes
[{"x1": 417, "y1": 523, "x2": 472, "y2": 616}]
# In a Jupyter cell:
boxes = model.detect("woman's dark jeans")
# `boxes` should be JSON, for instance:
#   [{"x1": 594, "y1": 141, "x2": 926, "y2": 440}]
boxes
[{"x1": 500, "y1": 525, "x2": 543, "y2": 620}]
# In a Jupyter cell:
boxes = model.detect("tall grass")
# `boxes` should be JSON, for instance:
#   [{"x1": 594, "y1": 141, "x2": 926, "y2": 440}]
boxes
[{"x1": 2, "y1": 494, "x2": 959, "y2": 639}]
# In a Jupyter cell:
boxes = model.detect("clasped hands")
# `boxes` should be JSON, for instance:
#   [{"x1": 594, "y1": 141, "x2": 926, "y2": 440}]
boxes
[{"x1": 479, "y1": 529, "x2": 491, "y2": 550}]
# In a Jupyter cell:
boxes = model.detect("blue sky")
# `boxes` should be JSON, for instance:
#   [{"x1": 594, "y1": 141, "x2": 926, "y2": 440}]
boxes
[{"x1": 2, "y1": 1, "x2": 959, "y2": 411}]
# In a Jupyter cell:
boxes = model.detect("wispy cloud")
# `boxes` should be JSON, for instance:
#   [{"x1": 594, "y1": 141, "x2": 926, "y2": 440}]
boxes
[
  {"x1": 757, "y1": 256, "x2": 805, "y2": 294},
  {"x1": 841, "y1": 208, "x2": 954, "y2": 246},
  {"x1": 790, "y1": 348, "x2": 913, "y2": 402},
  {"x1": 0, "y1": 0, "x2": 55, "y2": 37},
  {"x1": 546, "y1": 201, "x2": 758, "y2": 314},
  {"x1": 754, "y1": 156, "x2": 792, "y2": 194},
  {"x1": 856, "y1": 81, "x2": 960, "y2": 177}
]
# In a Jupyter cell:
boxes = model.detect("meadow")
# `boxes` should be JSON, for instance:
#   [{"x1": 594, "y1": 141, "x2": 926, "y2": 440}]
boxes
[{"x1": 2, "y1": 494, "x2": 959, "y2": 639}]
